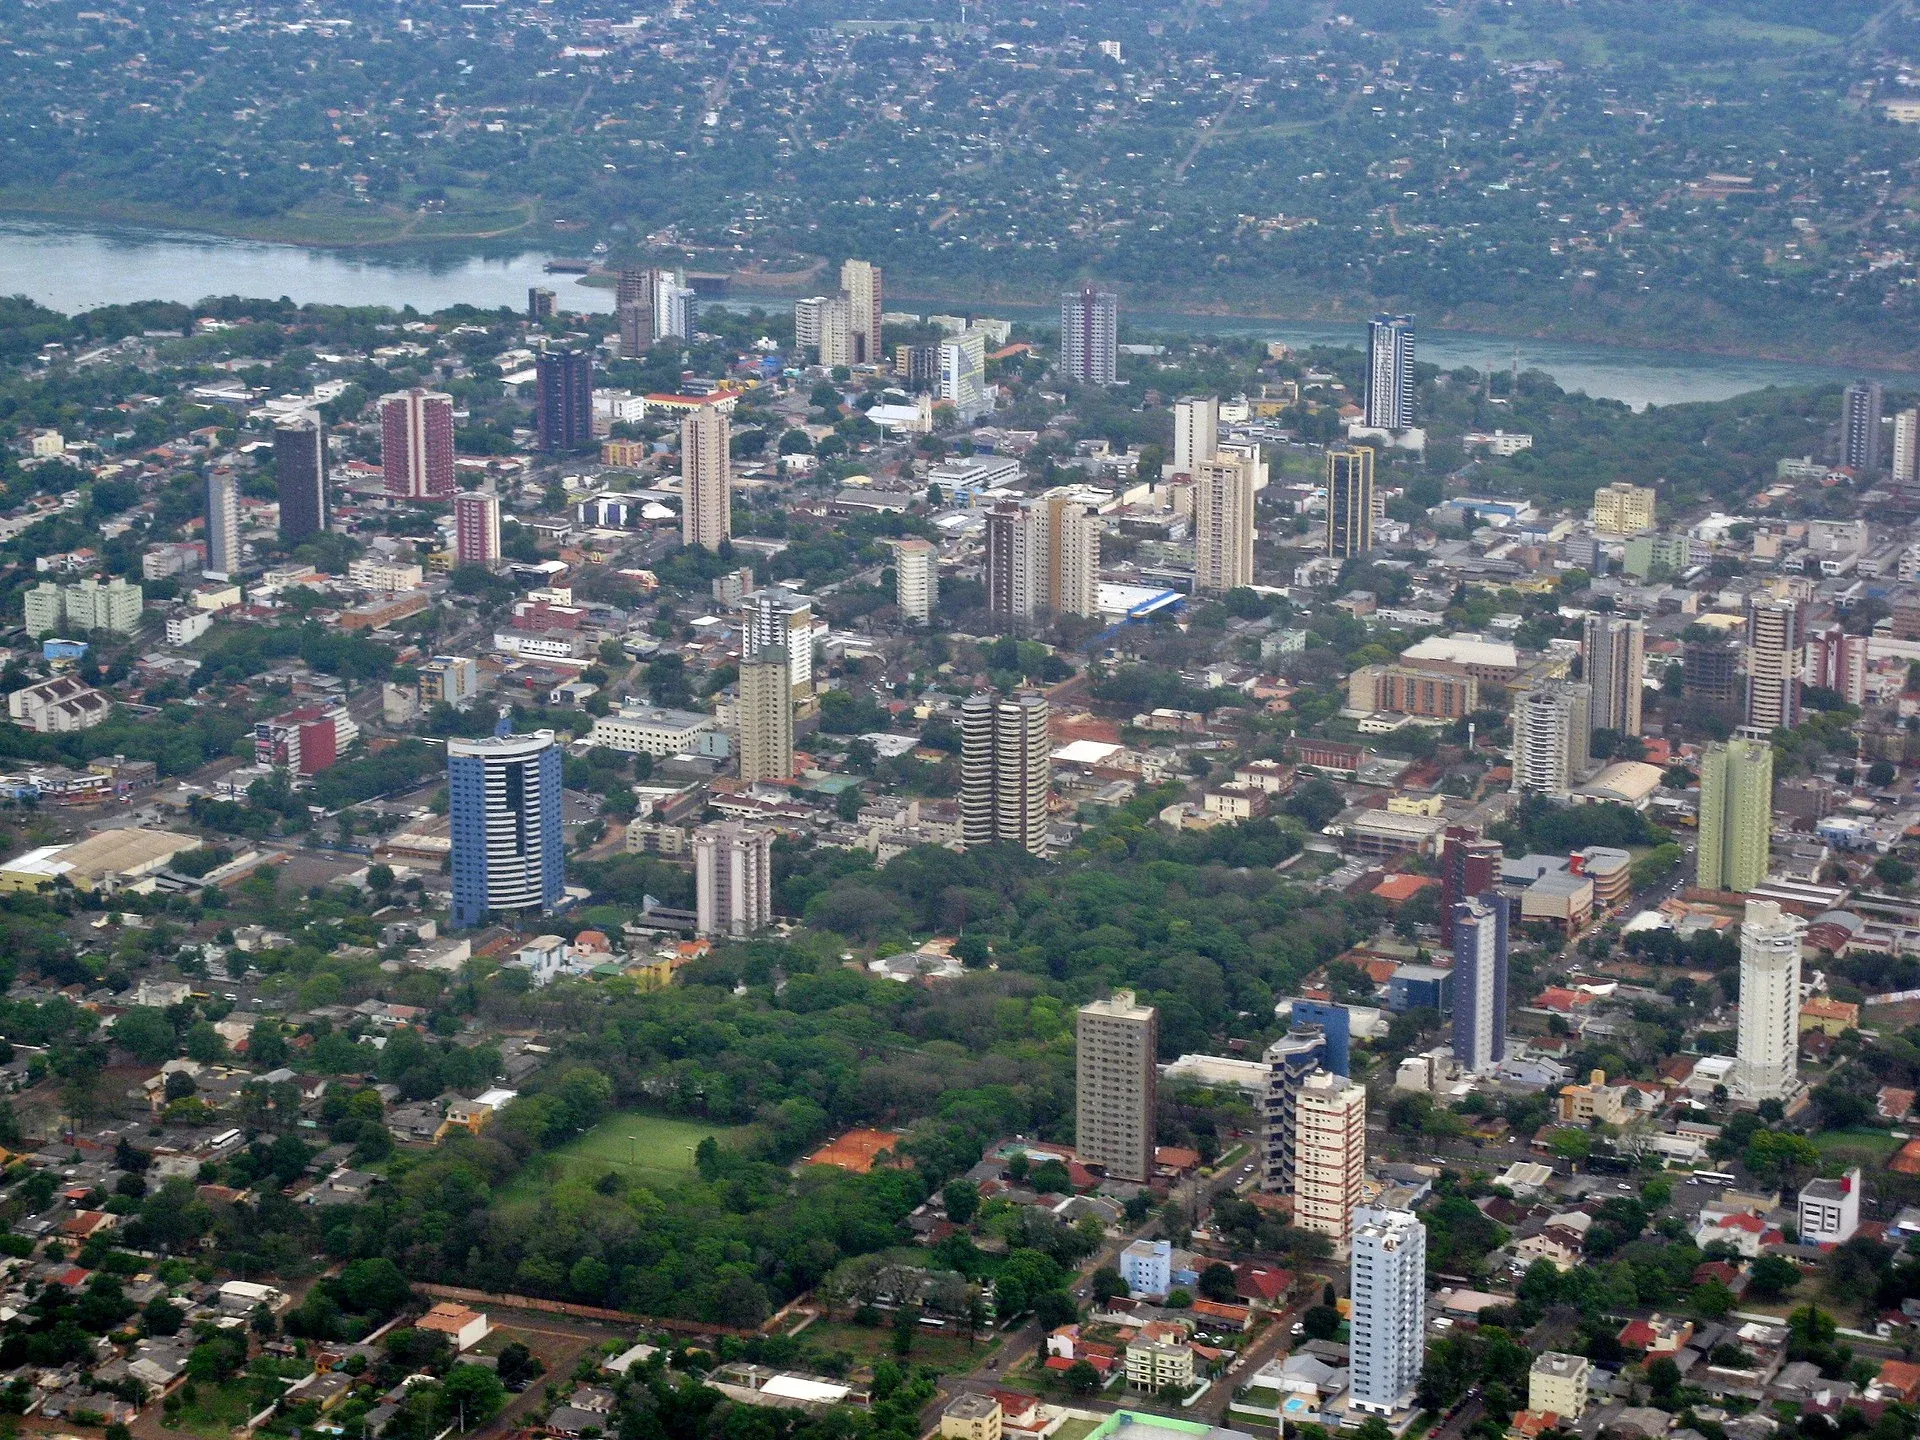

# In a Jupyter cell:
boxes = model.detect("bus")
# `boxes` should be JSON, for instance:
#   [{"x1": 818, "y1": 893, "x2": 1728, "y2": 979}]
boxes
[{"x1": 1691, "y1": 1170, "x2": 1736, "y2": 1185}]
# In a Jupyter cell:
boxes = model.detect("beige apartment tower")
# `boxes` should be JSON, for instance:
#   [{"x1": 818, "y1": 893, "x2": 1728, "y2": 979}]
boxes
[
  {"x1": 1592, "y1": 481, "x2": 1656, "y2": 536},
  {"x1": 737, "y1": 646, "x2": 794, "y2": 783},
  {"x1": 1043, "y1": 489, "x2": 1101, "y2": 617},
  {"x1": 959, "y1": 690, "x2": 1051, "y2": 854},
  {"x1": 1076, "y1": 990, "x2": 1158, "y2": 1183},
  {"x1": 894, "y1": 537, "x2": 936, "y2": 623},
  {"x1": 1294, "y1": 1070, "x2": 1367, "y2": 1243},
  {"x1": 840, "y1": 259, "x2": 883, "y2": 365},
  {"x1": 693, "y1": 821, "x2": 773, "y2": 939},
  {"x1": 681, "y1": 404, "x2": 732, "y2": 551},
  {"x1": 1194, "y1": 451, "x2": 1256, "y2": 592}
]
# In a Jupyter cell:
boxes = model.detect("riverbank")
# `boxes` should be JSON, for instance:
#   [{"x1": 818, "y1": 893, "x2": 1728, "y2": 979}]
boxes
[{"x1": 0, "y1": 213, "x2": 1908, "y2": 410}]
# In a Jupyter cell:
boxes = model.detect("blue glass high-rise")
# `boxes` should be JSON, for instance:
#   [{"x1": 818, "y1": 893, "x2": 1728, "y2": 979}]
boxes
[
  {"x1": 1287, "y1": 999, "x2": 1351, "y2": 1077},
  {"x1": 448, "y1": 727, "x2": 565, "y2": 930}
]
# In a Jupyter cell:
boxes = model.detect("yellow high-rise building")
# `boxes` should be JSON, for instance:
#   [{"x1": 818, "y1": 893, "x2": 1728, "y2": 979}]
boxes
[{"x1": 1592, "y1": 482, "x2": 1656, "y2": 536}]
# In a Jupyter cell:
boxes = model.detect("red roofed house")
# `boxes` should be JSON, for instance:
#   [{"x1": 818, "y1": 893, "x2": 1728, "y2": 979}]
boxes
[
  {"x1": 1191, "y1": 1299, "x2": 1253, "y2": 1330},
  {"x1": 1236, "y1": 1264, "x2": 1294, "y2": 1305},
  {"x1": 1372, "y1": 874, "x2": 1438, "y2": 904},
  {"x1": 1535, "y1": 986, "x2": 1592, "y2": 1014},
  {"x1": 1873, "y1": 1359, "x2": 1920, "y2": 1406},
  {"x1": 1694, "y1": 1210, "x2": 1780, "y2": 1258},
  {"x1": 1618, "y1": 1315, "x2": 1693, "y2": 1355}
]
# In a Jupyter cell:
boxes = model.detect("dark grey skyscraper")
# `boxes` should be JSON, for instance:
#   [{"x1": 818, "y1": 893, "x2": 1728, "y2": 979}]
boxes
[
  {"x1": 535, "y1": 350, "x2": 594, "y2": 452},
  {"x1": 1365, "y1": 315, "x2": 1415, "y2": 430},
  {"x1": 1843, "y1": 381, "x2": 1883, "y2": 473},
  {"x1": 274, "y1": 415, "x2": 327, "y2": 542},
  {"x1": 1452, "y1": 894, "x2": 1508, "y2": 1074}
]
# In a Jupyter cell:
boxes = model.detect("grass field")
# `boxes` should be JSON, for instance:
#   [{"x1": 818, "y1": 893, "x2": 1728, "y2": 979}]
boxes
[
  {"x1": 500, "y1": 1111, "x2": 752, "y2": 1198},
  {"x1": 164, "y1": 1378, "x2": 274, "y2": 1438},
  {"x1": 1809, "y1": 1126, "x2": 1902, "y2": 1170},
  {"x1": 796, "y1": 1318, "x2": 995, "y2": 1374}
]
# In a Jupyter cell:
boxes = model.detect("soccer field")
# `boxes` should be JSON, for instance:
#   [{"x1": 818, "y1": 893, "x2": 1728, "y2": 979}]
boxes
[{"x1": 502, "y1": 1111, "x2": 752, "y2": 1197}]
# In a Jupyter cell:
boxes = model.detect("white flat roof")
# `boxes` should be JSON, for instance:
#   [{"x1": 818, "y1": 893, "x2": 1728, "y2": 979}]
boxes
[
  {"x1": 0, "y1": 845, "x2": 72, "y2": 878},
  {"x1": 1401, "y1": 635, "x2": 1519, "y2": 667},
  {"x1": 761, "y1": 1376, "x2": 850, "y2": 1403},
  {"x1": 1053, "y1": 739, "x2": 1123, "y2": 765}
]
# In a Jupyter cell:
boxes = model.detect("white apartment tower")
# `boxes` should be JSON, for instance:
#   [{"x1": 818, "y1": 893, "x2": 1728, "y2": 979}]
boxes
[
  {"x1": 1510, "y1": 681, "x2": 1591, "y2": 796},
  {"x1": 1894, "y1": 408, "x2": 1920, "y2": 492},
  {"x1": 1076, "y1": 990, "x2": 1157, "y2": 1183},
  {"x1": 1582, "y1": 614, "x2": 1645, "y2": 749},
  {"x1": 205, "y1": 471, "x2": 240, "y2": 578},
  {"x1": 894, "y1": 538, "x2": 936, "y2": 623},
  {"x1": 1193, "y1": 451, "x2": 1256, "y2": 593},
  {"x1": 1172, "y1": 396, "x2": 1219, "y2": 479},
  {"x1": 743, "y1": 586, "x2": 818, "y2": 697},
  {"x1": 960, "y1": 690, "x2": 1051, "y2": 855},
  {"x1": 1745, "y1": 594, "x2": 1801, "y2": 734},
  {"x1": 816, "y1": 294, "x2": 854, "y2": 369},
  {"x1": 939, "y1": 330, "x2": 990, "y2": 421},
  {"x1": 1732, "y1": 898, "x2": 1803, "y2": 1102},
  {"x1": 693, "y1": 821, "x2": 773, "y2": 939},
  {"x1": 682, "y1": 404, "x2": 732, "y2": 552},
  {"x1": 1294, "y1": 1070, "x2": 1366, "y2": 1243},
  {"x1": 1348, "y1": 1207, "x2": 1427, "y2": 1415},
  {"x1": 737, "y1": 647, "x2": 795, "y2": 784}
]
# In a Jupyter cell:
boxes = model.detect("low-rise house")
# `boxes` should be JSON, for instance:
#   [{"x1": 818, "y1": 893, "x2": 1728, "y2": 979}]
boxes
[{"x1": 417, "y1": 1302, "x2": 490, "y2": 1352}]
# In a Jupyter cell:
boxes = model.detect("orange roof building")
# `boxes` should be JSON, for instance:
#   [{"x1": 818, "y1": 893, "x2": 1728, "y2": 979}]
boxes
[{"x1": 1372, "y1": 874, "x2": 1438, "y2": 903}]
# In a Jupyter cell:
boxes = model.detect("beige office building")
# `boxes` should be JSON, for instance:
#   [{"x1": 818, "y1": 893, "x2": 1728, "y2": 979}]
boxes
[
  {"x1": 1529, "y1": 1353, "x2": 1591, "y2": 1420},
  {"x1": 737, "y1": 647, "x2": 794, "y2": 783},
  {"x1": 1076, "y1": 990, "x2": 1158, "y2": 1183},
  {"x1": 681, "y1": 404, "x2": 732, "y2": 551},
  {"x1": 1592, "y1": 482, "x2": 1656, "y2": 536},
  {"x1": 1194, "y1": 451, "x2": 1256, "y2": 592},
  {"x1": 1294, "y1": 1070, "x2": 1366, "y2": 1243}
]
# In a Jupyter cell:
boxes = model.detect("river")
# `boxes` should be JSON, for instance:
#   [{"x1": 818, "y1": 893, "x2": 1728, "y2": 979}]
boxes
[{"x1": 1, "y1": 216, "x2": 1908, "y2": 411}]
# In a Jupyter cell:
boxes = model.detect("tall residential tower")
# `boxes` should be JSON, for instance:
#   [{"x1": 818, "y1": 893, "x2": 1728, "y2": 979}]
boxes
[
  {"x1": 1363, "y1": 315, "x2": 1415, "y2": 430},
  {"x1": 1060, "y1": 283, "x2": 1118, "y2": 386},
  {"x1": 1732, "y1": 898, "x2": 1803, "y2": 1101},
  {"x1": 448, "y1": 728, "x2": 565, "y2": 930},
  {"x1": 960, "y1": 691, "x2": 1050, "y2": 854},
  {"x1": 1076, "y1": 990, "x2": 1157, "y2": 1183},
  {"x1": 1697, "y1": 736, "x2": 1773, "y2": 893}
]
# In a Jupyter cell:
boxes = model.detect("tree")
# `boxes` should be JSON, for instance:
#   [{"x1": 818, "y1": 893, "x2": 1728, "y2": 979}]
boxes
[
  {"x1": 942, "y1": 1179, "x2": 979, "y2": 1225},
  {"x1": 1198, "y1": 1263, "x2": 1238, "y2": 1303},
  {"x1": 495, "y1": 1342, "x2": 543, "y2": 1389},
  {"x1": 1743, "y1": 1131, "x2": 1819, "y2": 1189},
  {"x1": 1869, "y1": 760, "x2": 1897, "y2": 788},
  {"x1": 1091, "y1": 1266, "x2": 1128, "y2": 1303},
  {"x1": 1748, "y1": 1254, "x2": 1802, "y2": 1301},
  {"x1": 1303, "y1": 1305, "x2": 1341, "y2": 1340},
  {"x1": 438, "y1": 1364, "x2": 506, "y2": 1430},
  {"x1": 183, "y1": 1021, "x2": 224, "y2": 1064},
  {"x1": 1064, "y1": 1359, "x2": 1099, "y2": 1396},
  {"x1": 113, "y1": 1007, "x2": 176, "y2": 1063},
  {"x1": 1549, "y1": 1128, "x2": 1592, "y2": 1161}
]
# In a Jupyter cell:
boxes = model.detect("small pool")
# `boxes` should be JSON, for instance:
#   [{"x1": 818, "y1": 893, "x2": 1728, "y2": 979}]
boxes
[{"x1": 1280, "y1": 1397, "x2": 1318, "y2": 1418}]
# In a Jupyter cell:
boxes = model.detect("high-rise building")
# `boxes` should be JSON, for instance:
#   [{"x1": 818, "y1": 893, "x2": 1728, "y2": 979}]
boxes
[
  {"x1": 985, "y1": 500, "x2": 1046, "y2": 620},
  {"x1": 1076, "y1": 990, "x2": 1157, "y2": 1183},
  {"x1": 938, "y1": 330, "x2": 990, "y2": 420},
  {"x1": 1591, "y1": 481, "x2": 1657, "y2": 536},
  {"x1": 1895, "y1": 409, "x2": 1920, "y2": 492},
  {"x1": 894, "y1": 537, "x2": 937, "y2": 623},
  {"x1": 840, "y1": 259, "x2": 883, "y2": 365},
  {"x1": 1260, "y1": 1027, "x2": 1327, "y2": 1196},
  {"x1": 794, "y1": 296, "x2": 827, "y2": 354},
  {"x1": 1294, "y1": 1071, "x2": 1366, "y2": 1242},
  {"x1": 1583, "y1": 614, "x2": 1645, "y2": 749},
  {"x1": 535, "y1": 350, "x2": 594, "y2": 452},
  {"x1": 1060, "y1": 282, "x2": 1118, "y2": 386},
  {"x1": 1806, "y1": 622, "x2": 1868, "y2": 706},
  {"x1": 1732, "y1": 898, "x2": 1803, "y2": 1101},
  {"x1": 1842, "y1": 380, "x2": 1884, "y2": 474},
  {"x1": 527, "y1": 287, "x2": 555, "y2": 323},
  {"x1": 1363, "y1": 315, "x2": 1415, "y2": 431},
  {"x1": 894, "y1": 342, "x2": 940, "y2": 388},
  {"x1": 204, "y1": 471, "x2": 239, "y2": 578},
  {"x1": 1194, "y1": 451, "x2": 1256, "y2": 593},
  {"x1": 681, "y1": 403, "x2": 732, "y2": 551},
  {"x1": 380, "y1": 388, "x2": 456, "y2": 500},
  {"x1": 1683, "y1": 635, "x2": 1741, "y2": 706},
  {"x1": 454, "y1": 489, "x2": 501, "y2": 569},
  {"x1": 1043, "y1": 488, "x2": 1100, "y2": 616},
  {"x1": 1348, "y1": 1207, "x2": 1427, "y2": 1414},
  {"x1": 1172, "y1": 396, "x2": 1219, "y2": 479},
  {"x1": 1289, "y1": 1000, "x2": 1352, "y2": 1076},
  {"x1": 655, "y1": 273, "x2": 697, "y2": 340},
  {"x1": 1326, "y1": 447, "x2": 1376, "y2": 560},
  {"x1": 817, "y1": 294, "x2": 855, "y2": 369},
  {"x1": 960, "y1": 690, "x2": 1050, "y2": 854},
  {"x1": 1451, "y1": 894, "x2": 1508, "y2": 1075},
  {"x1": 447, "y1": 728, "x2": 565, "y2": 930},
  {"x1": 616, "y1": 267, "x2": 658, "y2": 357},
  {"x1": 693, "y1": 822, "x2": 773, "y2": 938},
  {"x1": 743, "y1": 586, "x2": 817, "y2": 697},
  {"x1": 1698, "y1": 736, "x2": 1773, "y2": 893},
  {"x1": 1440, "y1": 827, "x2": 1503, "y2": 946},
  {"x1": 1510, "y1": 682, "x2": 1590, "y2": 796},
  {"x1": 737, "y1": 647, "x2": 795, "y2": 783},
  {"x1": 274, "y1": 414, "x2": 328, "y2": 542},
  {"x1": 1745, "y1": 594, "x2": 1801, "y2": 733}
]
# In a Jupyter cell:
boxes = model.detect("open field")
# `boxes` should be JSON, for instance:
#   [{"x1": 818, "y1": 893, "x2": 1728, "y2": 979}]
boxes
[
  {"x1": 163, "y1": 1378, "x2": 272, "y2": 1438},
  {"x1": 795, "y1": 1318, "x2": 995, "y2": 1375},
  {"x1": 500, "y1": 1111, "x2": 752, "y2": 1198},
  {"x1": 1808, "y1": 1126, "x2": 1902, "y2": 1170}
]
